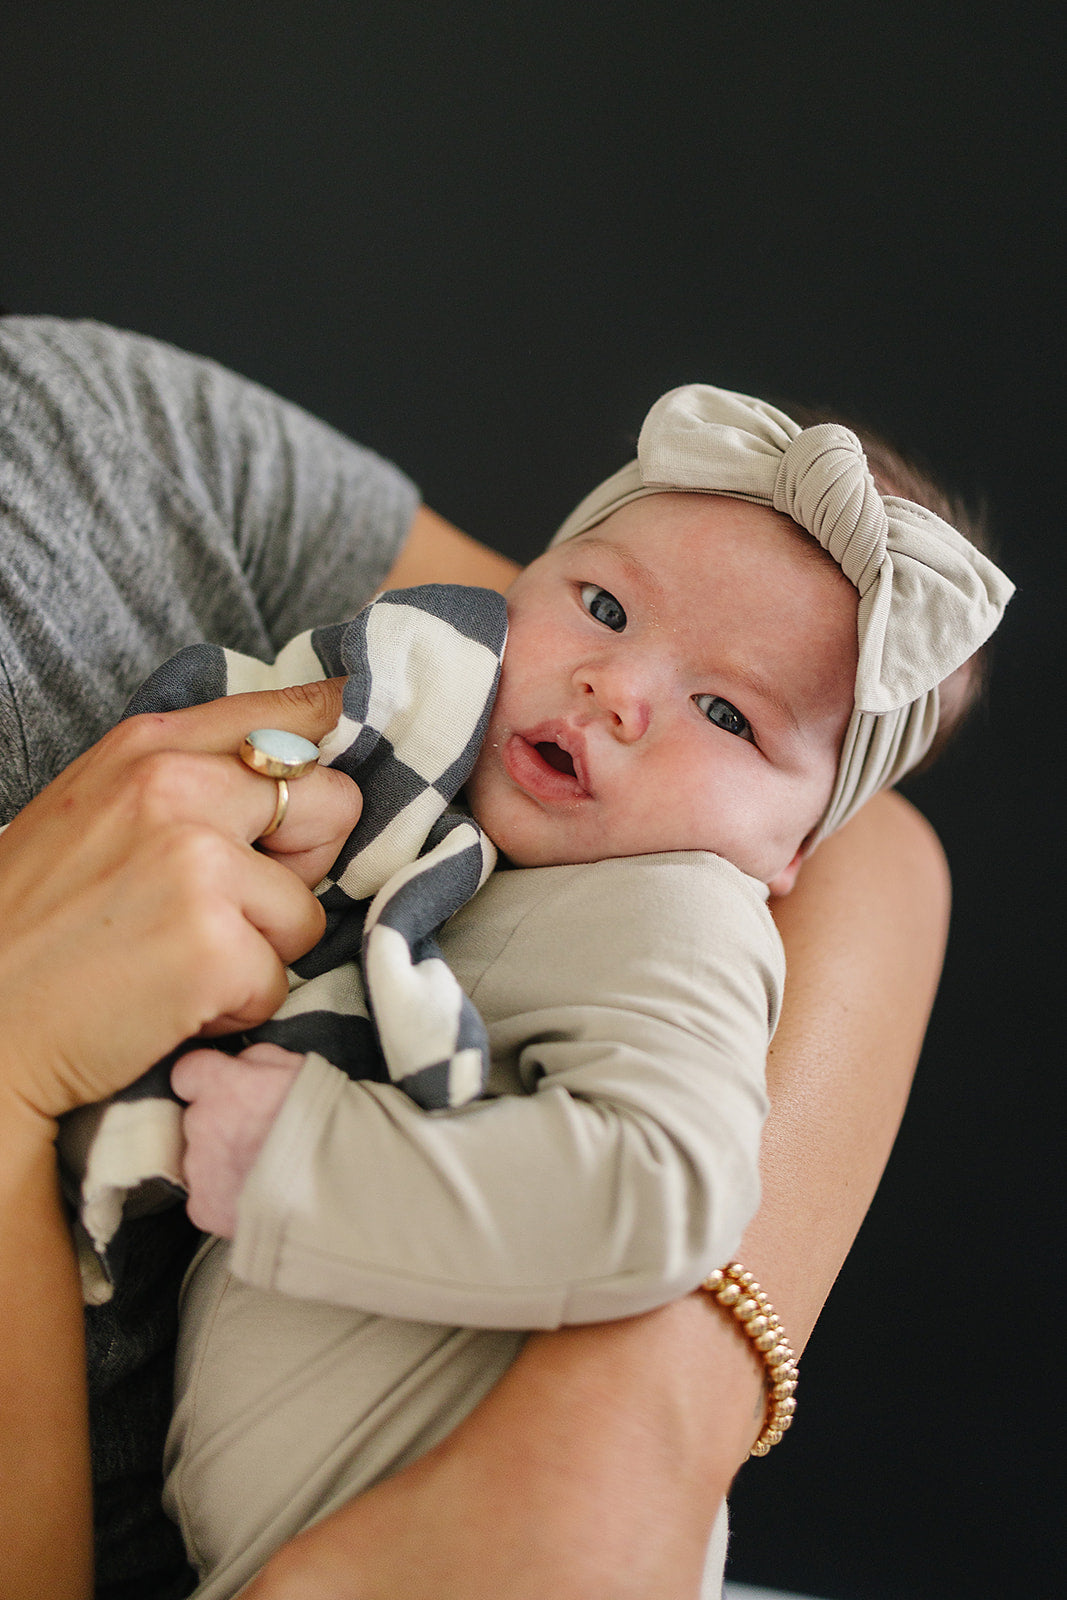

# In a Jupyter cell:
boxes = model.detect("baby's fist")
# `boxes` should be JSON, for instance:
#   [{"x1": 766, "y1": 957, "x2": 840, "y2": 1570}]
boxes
[{"x1": 172, "y1": 1043, "x2": 305, "y2": 1237}]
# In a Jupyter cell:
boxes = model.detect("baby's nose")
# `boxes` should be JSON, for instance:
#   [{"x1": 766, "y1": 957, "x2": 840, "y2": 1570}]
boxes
[{"x1": 577, "y1": 665, "x2": 652, "y2": 741}]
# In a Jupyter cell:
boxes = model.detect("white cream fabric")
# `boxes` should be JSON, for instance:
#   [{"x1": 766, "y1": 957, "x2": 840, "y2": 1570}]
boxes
[{"x1": 552, "y1": 384, "x2": 1015, "y2": 843}]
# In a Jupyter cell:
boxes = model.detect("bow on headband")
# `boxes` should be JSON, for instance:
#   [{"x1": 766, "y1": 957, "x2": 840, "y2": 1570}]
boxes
[{"x1": 551, "y1": 384, "x2": 1014, "y2": 846}]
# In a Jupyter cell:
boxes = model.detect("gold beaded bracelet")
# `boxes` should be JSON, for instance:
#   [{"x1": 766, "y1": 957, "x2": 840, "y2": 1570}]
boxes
[{"x1": 701, "y1": 1263, "x2": 798, "y2": 1457}]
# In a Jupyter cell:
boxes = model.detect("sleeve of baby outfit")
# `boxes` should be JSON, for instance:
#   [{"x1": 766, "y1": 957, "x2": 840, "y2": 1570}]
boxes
[{"x1": 230, "y1": 852, "x2": 782, "y2": 1329}]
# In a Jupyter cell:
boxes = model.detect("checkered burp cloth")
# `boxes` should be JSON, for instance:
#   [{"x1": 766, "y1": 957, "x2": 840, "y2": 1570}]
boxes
[{"x1": 59, "y1": 585, "x2": 507, "y2": 1300}]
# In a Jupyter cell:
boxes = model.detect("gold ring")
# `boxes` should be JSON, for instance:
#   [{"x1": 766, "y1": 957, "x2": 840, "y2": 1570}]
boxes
[{"x1": 259, "y1": 778, "x2": 290, "y2": 838}]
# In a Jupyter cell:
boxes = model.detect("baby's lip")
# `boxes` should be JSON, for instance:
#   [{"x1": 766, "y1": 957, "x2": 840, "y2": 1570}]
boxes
[{"x1": 508, "y1": 722, "x2": 592, "y2": 800}]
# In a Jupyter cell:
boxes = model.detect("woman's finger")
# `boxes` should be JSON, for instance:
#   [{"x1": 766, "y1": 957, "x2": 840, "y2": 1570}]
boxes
[
  {"x1": 103, "y1": 743, "x2": 362, "y2": 884},
  {"x1": 220, "y1": 842, "x2": 327, "y2": 971},
  {"x1": 248, "y1": 767, "x2": 363, "y2": 887},
  {"x1": 114, "y1": 679, "x2": 361, "y2": 881},
  {"x1": 27, "y1": 730, "x2": 360, "y2": 895},
  {"x1": 123, "y1": 677, "x2": 348, "y2": 756},
  {"x1": 0, "y1": 824, "x2": 312, "y2": 1116}
]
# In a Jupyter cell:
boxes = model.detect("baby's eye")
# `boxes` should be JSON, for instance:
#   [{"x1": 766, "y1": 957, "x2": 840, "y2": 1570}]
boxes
[
  {"x1": 580, "y1": 585, "x2": 627, "y2": 632},
  {"x1": 693, "y1": 694, "x2": 753, "y2": 741}
]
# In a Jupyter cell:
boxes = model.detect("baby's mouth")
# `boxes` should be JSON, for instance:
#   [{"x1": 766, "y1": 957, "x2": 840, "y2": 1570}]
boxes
[
  {"x1": 500, "y1": 731, "x2": 590, "y2": 804},
  {"x1": 534, "y1": 741, "x2": 576, "y2": 778}
]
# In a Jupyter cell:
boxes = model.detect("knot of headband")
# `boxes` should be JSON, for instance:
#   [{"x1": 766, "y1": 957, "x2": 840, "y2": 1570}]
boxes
[{"x1": 551, "y1": 383, "x2": 1014, "y2": 846}]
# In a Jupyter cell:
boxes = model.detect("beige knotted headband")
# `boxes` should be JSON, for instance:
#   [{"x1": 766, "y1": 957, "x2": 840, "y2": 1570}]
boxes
[{"x1": 551, "y1": 384, "x2": 1014, "y2": 846}]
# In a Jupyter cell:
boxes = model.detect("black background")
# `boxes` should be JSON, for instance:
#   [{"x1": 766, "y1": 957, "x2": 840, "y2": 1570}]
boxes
[{"x1": 2, "y1": 5, "x2": 1062, "y2": 1596}]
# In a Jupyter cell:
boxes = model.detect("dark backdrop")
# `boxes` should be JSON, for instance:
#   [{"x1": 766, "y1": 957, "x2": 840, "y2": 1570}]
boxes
[{"x1": 2, "y1": 5, "x2": 1061, "y2": 1596}]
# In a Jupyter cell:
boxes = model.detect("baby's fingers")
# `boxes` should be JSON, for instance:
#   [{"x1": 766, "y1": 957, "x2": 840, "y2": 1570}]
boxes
[
  {"x1": 173, "y1": 1043, "x2": 304, "y2": 1237},
  {"x1": 171, "y1": 1043, "x2": 304, "y2": 1102}
]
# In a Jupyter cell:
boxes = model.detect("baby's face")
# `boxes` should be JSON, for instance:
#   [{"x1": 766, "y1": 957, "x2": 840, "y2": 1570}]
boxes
[{"x1": 465, "y1": 493, "x2": 858, "y2": 890}]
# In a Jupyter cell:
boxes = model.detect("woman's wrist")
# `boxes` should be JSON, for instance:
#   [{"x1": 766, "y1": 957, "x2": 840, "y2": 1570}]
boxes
[
  {"x1": 493, "y1": 1296, "x2": 767, "y2": 1515},
  {"x1": 0, "y1": 1068, "x2": 62, "y2": 1166}
]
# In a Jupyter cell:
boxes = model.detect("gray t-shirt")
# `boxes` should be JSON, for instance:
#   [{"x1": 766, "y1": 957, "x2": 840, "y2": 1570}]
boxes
[
  {"x1": 0, "y1": 316, "x2": 417, "y2": 819},
  {"x1": 0, "y1": 316, "x2": 418, "y2": 1596}
]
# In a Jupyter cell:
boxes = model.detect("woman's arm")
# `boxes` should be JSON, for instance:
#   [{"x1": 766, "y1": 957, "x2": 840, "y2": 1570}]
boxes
[
  {"x1": 751, "y1": 786, "x2": 950, "y2": 1348},
  {"x1": 0, "y1": 1111, "x2": 93, "y2": 1600},
  {"x1": 0, "y1": 501, "x2": 508, "y2": 1600},
  {"x1": 0, "y1": 680, "x2": 363, "y2": 1600},
  {"x1": 380, "y1": 505, "x2": 522, "y2": 595}
]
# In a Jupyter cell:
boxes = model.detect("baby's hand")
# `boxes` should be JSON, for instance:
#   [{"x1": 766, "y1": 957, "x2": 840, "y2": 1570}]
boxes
[{"x1": 171, "y1": 1043, "x2": 305, "y2": 1238}]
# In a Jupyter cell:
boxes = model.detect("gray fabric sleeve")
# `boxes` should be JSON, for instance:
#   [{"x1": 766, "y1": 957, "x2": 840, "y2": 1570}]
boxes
[
  {"x1": 4, "y1": 318, "x2": 420, "y2": 644},
  {"x1": 0, "y1": 317, "x2": 420, "y2": 812},
  {"x1": 230, "y1": 852, "x2": 780, "y2": 1329}
]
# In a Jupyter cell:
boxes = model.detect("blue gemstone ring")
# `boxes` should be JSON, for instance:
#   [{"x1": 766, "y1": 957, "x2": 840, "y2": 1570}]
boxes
[
  {"x1": 239, "y1": 728, "x2": 321, "y2": 780},
  {"x1": 240, "y1": 729, "x2": 321, "y2": 838}
]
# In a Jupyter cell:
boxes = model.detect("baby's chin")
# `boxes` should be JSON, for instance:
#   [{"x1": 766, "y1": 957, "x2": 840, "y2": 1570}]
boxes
[
  {"x1": 464, "y1": 787, "x2": 814, "y2": 885},
  {"x1": 482, "y1": 825, "x2": 624, "y2": 872},
  {"x1": 490, "y1": 839, "x2": 603, "y2": 870},
  {"x1": 492, "y1": 835, "x2": 782, "y2": 878}
]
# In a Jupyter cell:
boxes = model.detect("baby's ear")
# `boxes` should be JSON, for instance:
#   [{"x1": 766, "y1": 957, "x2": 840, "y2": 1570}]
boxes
[{"x1": 766, "y1": 845, "x2": 805, "y2": 899}]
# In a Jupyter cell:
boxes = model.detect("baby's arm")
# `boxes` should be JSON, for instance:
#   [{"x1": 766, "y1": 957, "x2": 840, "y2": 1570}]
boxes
[
  {"x1": 173, "y1": 1045, "x2": 305, "y2": 1238},
  {"x1": 226, "y1": 851, "x2": 781, "y2": 1328}
]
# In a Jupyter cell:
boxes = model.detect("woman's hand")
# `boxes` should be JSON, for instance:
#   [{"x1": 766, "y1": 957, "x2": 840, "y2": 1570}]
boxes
[{"x1": 0, "y1": 680, "x2": 358, "y2": 1129}]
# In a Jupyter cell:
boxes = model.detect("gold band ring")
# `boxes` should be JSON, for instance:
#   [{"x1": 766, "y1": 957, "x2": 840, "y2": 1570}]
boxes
[{"x1": 259, "y1": 777, "x2": 290, "y2": 838}]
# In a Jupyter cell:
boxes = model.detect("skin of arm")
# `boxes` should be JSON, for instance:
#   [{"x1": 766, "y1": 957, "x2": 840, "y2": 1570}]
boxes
[
  {"x1": 239, "y1": 520, "x2": 951, "y2": 1599},
  {"x1": 378, "y1": 504, "x2": 523, "y2": 596},
  {"x1": 0, "y1": 1111, "x2": 93, "y2": 1600},
  {"x1": 0, "y1": 680, "x2": 360, "y2": 1600}
]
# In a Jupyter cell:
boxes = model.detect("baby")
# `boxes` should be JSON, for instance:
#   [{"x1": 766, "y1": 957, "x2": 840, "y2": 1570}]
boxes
[{"x1": 160, "y1": 384, "x2": 1011, "y2": 1598}]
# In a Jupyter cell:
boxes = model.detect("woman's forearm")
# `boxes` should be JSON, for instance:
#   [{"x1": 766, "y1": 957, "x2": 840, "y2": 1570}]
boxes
[
  {"x1": 0, "y1": 1107, "x2": 92, "y2": 1600},
  {"x1": 410, "y1": 790, "x2": 950, "y2": 1493},
  {"x1": 754, "y1": 787, "x2": 951, "y2": 1350},
  {"x1": 245, "y1": 1296, "x2": 749, "y2": 1600},
  {"x1": 380, "y1": 505, "x2": 521, "y2": 596}
]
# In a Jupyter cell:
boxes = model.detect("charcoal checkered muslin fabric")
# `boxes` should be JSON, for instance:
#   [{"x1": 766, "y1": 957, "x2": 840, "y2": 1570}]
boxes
[{"x1": 60, "y1": 585, "x2": 508, "y2": 1301}]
